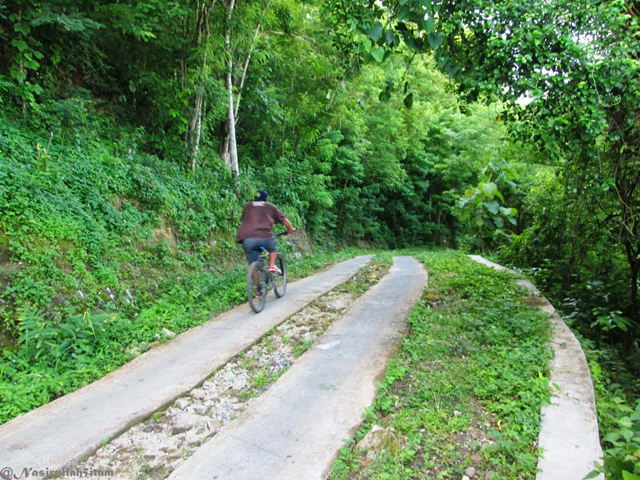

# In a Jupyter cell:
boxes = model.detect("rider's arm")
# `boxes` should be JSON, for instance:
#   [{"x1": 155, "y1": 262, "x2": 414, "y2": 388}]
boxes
[{"x1": 283, "y1": 218, "x2": 296, "y2": 235}]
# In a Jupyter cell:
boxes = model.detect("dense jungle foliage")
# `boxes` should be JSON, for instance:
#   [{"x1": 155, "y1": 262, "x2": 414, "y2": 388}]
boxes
[{"x1": 1, "y1": 0, "x2": 639, "y2": 476}]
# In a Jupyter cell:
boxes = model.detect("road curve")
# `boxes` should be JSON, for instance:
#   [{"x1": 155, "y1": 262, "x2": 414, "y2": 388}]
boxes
[{"x1": 468, "y1": 255, "x2": 604, "y2": 480}]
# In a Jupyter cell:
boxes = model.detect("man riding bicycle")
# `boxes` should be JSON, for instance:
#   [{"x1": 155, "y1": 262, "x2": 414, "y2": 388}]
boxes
[{"x1": 236, "y1": 190, "x2": 295, "y2": 274}]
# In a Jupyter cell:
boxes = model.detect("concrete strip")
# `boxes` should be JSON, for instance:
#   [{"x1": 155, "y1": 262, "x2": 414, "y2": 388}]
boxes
[
  {"x1": 168, "y1": 256, "x2": 428, "y2": 480},
  {"x1": 0, "y1": 255, "x2": 373, "y2": 474},
  {"x1": 468, "y1": 255, "x2": 604, "y2": 480}
]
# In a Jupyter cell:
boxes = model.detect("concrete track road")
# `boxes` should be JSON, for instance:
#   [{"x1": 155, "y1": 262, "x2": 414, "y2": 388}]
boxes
[
  {"x1": 0, "y1": 255, "x2": 374, "y2": 474},
  {"x1": 468, "y1": 255, "x2": 604, "y2": 480},
  {"x1": 168, "y1": 256, "x2": 428, "y2": 480}
]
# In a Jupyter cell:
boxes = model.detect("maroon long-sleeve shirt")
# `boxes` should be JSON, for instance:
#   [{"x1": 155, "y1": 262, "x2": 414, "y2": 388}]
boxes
[{"x1": 236, "y1": 201, "x2": 287, "y2": 243}]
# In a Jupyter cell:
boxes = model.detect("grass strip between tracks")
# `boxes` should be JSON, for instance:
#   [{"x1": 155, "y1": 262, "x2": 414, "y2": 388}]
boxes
[{"x1": 329, "y1": 249, "x2": 553, "y2": 480}]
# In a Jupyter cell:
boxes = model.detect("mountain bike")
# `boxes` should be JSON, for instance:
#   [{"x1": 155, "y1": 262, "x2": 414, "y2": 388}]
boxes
[{"x1": 246, "y1": 233, "x2": 288, "y2": 313}]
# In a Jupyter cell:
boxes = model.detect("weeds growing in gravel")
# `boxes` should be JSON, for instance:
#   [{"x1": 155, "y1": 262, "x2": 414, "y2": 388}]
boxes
[{"x1": 70, "y1": 254, "x2": 391, "y2": 478}]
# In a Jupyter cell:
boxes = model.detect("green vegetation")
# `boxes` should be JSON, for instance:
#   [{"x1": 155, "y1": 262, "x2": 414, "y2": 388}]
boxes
[
  {"x1": 329, "y1": 0, "x2": 640, "y2": 475},
  {"x1": 1, "y1": 0, "x2": 640, "y2": 476},
  {"x1": 329, "y1": 250, "x2": 552, "y2": 479},
  {"x1": 588, "y1": 345, "x2": 640, "y2": 476},
  {"x1": 0, "y1": 233, "x2": 359, "y2": 424},
  {"x1": 0, "y1": 102, "x2": 363, "y2": 423},
  {"x1": 0, "y1": 0, "x2": 507, "y2": 427}
]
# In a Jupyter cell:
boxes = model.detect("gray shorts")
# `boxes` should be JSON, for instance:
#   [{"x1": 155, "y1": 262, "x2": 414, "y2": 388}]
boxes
[{"x1": 242, "y1": 237, "x2": 278, "y2": 264}]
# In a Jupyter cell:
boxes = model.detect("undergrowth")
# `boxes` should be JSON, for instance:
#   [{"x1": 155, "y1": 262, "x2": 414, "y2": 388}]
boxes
[
  {"x1": 0, "y1": 246, "x2": 362, "y2": 424},
  {"x1": 0, "y1": 111, "x2": 362, "y2": 424},
  {"x1": 329, "y1": 249, "x2": 553, "y2": 480},
  {"x1": 582, "y1": 341, "x2": 640, "y2": 479}
]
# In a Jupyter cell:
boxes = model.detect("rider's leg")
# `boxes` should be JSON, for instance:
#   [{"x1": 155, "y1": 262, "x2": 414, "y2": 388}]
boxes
[
  {"x1": 244, "y1": 237, "x2": 279, "y2": 273},
  {"x1": 269, "y1": 251, "x2": 278, "y2": 268},
  {"x1": 242, "y1": 239, "x2": 263, "y2": 287},
  {"x1": 260, "y1": 237, "x2": 279, "y2": 270}
]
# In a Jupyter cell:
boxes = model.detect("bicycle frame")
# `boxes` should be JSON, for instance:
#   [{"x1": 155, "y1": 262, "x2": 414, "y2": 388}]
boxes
[{"x1": 247, "y1": 245, "x2": 287, "y2": 313}]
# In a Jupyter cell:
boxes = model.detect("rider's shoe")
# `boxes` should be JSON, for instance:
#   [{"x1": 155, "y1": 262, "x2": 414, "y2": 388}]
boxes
[{"x1": 268, "y1": 265, "x2": 282, "y2": 275}]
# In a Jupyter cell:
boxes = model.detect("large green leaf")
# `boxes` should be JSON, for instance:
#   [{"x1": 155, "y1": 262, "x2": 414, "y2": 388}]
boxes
[
  {"x1": 398, "y1": 6, "x2": 412, "y2": 22},
  {"x1": 11, "y1": 39, "x2": 29, "y2": 52},
  {"x1": 371, "y1": 46, "x2": 385, "y2": 63},
  {"x1": 445, "y1": 62, "x2": 459, "y2": 78},
  {"x1": 481, "y1": 182, "x2": 498, "y2": 199},
  {"x1": 427, "y1": 33, "x2": 443, "y2": 50},
  {"x1": 385, "y1": 29, "x2": 396, "y2": 46},
  {"x1": 436, "y1": 52, "x2": 449, "y2": 68},
  {"x1": 369, "y1": 21, "x2": 384, "y2": 42},
  {"x1": 499, "y1": 207, "x2": 513, "y2": 216},
  {"x1": 484, "y1": 200, "x2": 500, "y2": 214},
  {"x1": 423, "y1": 16, "x2": 435, "y2": 35}
]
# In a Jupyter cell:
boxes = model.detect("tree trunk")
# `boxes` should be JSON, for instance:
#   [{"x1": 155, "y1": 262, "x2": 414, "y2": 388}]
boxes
[
  {"x1": 220, "y1": 0, "x2": 273, "y2": 177},
  {"x1": 233, "y1": 3, "x2": 271, "y2": 120},
  {"x1": 223, "y1": 0, "x2": 239, "y2": 179},
  {"x1": 187, "y1": 0, "x2": 217, "y2": 171},
  {"x1": 191, "y1": 89, "x2": 204, "y2": 171},
  {"x1": 226, "y1": 69, "x2": 239, "y2": 178}
]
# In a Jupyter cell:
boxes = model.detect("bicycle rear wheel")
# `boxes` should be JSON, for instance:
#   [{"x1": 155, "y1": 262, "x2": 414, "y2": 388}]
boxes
[
  {"x1": 273, "y1": 254, "x2": 287, "y2": 298},
  {"x1": 247, "y1": 261, "x2": 267, "y2": 313}
]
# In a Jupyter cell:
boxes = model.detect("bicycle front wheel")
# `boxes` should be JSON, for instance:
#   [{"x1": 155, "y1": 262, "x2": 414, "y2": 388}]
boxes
[
  {"x1": 273, "y1": 254, "x2": 287, "y2": 298},
  {"x1": 247, "y1": 261, "x2": 267, "y2": 313}
]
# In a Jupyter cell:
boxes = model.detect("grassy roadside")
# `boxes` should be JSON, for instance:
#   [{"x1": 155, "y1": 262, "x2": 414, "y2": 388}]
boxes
[
  {"x1": 329, "y1": 249, "x2": 553, "y2": 480},
  {"x1": 0, "y1": 246, "x2": 365, "y2": 425}
]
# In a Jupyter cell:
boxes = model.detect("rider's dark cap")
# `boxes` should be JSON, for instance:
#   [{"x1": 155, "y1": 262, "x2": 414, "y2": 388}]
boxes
[{"x1": 254, "y1": 189, "x2": 269, "y2": 202}]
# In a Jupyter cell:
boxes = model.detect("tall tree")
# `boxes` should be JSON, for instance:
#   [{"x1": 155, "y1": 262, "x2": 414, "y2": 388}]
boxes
[
  {"x1": 328, "y1": 0, "x2": 640, "y2": 317},
  {"x1": 187, "y1": 0, "x2": 217, "y2": 171},
  {"x1": 221, "y1": 0, "x2": 239, "y2": 178}
]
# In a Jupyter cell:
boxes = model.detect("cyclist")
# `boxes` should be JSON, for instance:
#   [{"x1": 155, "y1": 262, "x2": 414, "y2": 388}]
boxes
[{"x1": 236, "y1": 189, "x2": 295, "y2": 275}]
